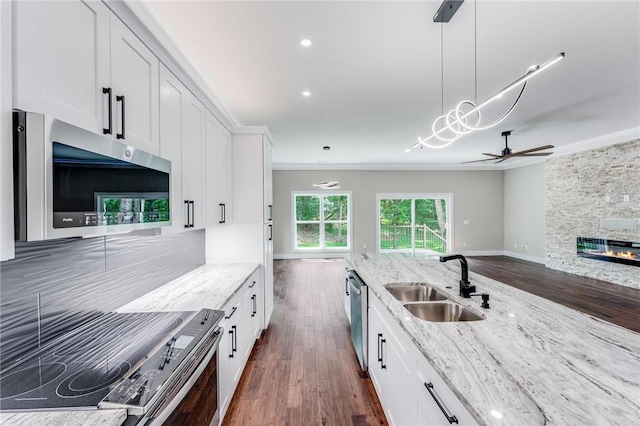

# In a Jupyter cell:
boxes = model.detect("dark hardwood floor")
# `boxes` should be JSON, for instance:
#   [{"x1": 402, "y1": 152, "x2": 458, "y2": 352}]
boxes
[
  {"x1": 222, "y1": 259, "x2": 386, "y2": 426},
  {"x1": 467, "y1": 256, "x2": 640, "y2": 333}
]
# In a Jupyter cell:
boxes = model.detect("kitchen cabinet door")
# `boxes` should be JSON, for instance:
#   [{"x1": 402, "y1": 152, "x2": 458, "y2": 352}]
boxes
[
  {"x1": 217, "y1": 126, "x2": 232, "y2": 223},
  {"x1": 218, "y1": 291, "x2": 245, "y2": 420},
  {"x1": 181, "y1": 92, "x2": 206, "y2": 230},
  {"x1": 205, "y1": 112, "x2": 232, "y2": 226},
  {"x1": 264, "y1": 225, "x2": 274, "y2": 326},
  {"x1": 13, "y1": 0, "x2": 110, "y2": 133},
  {"x1": 247, "y1": 273, "x2": 263, "y2": 340},
  {"x1": 416, "y1": 354, "x2": 478, "y2": 426},
  {"x1": 367, "y1": 300, "x2": 388, "y2": 405},
  {"x1": 158, "y1": 64, "x2": 185, "y2": 231},
  {"x1": 110, "y1": 15, "x2": 160, "y2": 155},
  {"x1": 263, "y1": 136, "x2": 273, "y2": 223}
]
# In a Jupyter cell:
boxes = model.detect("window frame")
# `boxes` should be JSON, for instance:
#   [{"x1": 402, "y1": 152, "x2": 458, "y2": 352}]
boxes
[
  {"x1": 292, "y1": 191, "x2": 352, "y2": 252},
  {"x1": 376, "y1": 193, "x2": 453, "y2": 255}
]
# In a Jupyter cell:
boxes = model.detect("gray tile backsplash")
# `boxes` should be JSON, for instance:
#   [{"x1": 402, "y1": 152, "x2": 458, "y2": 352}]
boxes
[{"x1": 0, "y1": 230, "x2": 204, "y2": 369}]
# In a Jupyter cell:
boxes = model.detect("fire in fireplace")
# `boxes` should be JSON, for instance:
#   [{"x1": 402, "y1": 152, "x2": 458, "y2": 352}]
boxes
[{"x1": 577, "y1": 237, "x2": 640, "y2": 267}]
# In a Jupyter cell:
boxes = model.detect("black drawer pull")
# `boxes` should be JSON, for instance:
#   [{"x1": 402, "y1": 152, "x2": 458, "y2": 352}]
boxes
[
  {"x1": 116, "y1": 95, "x2": 125, "y2": 139},
  {"x1": 424, "y1": 382, "x2": 458, "y2": 424},
  {"x1": 249, "y1": 280, "x2": 257, "y2": 288},
  {"x1": 225, "y1": 306, "x2": 237, "y2": 320}
]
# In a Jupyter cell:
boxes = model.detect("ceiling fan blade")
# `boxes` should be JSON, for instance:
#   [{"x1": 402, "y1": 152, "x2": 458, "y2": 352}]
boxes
[
  {"x1": 481, "y1": 153, "x2": 502, "y2": 157},
  {"x1": 510, "y1": 145, "x2": 554, "y2": 156},
  {"x1": 462, "y1": 157, "x2": 502, "y2": 164},
  {"x1": 515, "y1": 152, "x2": 554, "y2": 157}
]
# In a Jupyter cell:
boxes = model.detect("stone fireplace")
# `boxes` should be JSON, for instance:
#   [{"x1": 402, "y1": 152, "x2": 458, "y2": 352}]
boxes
[{"x1": 545, "y1": 139, "x2": 640, "y2": 289}]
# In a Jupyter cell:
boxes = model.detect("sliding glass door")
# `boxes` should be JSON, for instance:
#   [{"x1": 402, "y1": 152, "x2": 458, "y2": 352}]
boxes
[{"x1": 377, "y1": 194, "x2": 451, "y2": 254}]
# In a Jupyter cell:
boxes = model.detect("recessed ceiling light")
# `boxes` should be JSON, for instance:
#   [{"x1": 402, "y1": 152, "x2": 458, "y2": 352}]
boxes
[
  {"x1": 300, "y1": 38, "x2": 312, "y2": 47},
  {"x1": 302, "y1": 91, "x2": 311, "y2": 97},
  {"x1": 404, "y1": 149, "x2": 411, "y2": 153}
]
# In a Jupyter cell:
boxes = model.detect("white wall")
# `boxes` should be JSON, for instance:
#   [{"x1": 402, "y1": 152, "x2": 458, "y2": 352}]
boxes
[
  {"x1": 503, "y1": 163, "x2": 546, "y2": 263},
  {"x1": 273, "y1": 170, "x2": 504, "y2": 258}
]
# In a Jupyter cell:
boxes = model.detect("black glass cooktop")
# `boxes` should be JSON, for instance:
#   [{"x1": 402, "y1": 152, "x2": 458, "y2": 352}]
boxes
[{"x1": 0, "y1": 311, "x2": 192, "y2": 411}]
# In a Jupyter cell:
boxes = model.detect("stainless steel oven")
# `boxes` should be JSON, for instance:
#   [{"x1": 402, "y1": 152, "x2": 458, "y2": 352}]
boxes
[
  {"x1": 348, "y1": 269, "x2": 368, "y2": 371},
  {"x1": 0, "y1": 308, "x2": 224, "y2": 425}
]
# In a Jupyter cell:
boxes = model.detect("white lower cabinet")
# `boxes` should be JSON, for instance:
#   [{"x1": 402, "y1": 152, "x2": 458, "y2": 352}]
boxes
[
  {"x1": 218, "y1": 271, "x2": 262, "y2": 423},
  {"x1": 368, "y1": 295, "x2": 418, "y2": 425},
  {"x1": 368, "y1": 292, "x2": 477, "y2": 426}
]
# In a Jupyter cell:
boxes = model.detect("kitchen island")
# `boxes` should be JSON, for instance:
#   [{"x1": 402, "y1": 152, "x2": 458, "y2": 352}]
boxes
[
  {"x1": 0, "y1": 263, "x2": 259, "y2": 426},
  {"x1": 348, "y1": 253, "x2": 640, "y2": 425}
]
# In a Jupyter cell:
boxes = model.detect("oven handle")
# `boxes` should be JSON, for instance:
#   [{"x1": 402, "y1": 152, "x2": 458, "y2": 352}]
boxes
[{"x1": 140, "y1": 327, "x2": 222, "y2": 425}]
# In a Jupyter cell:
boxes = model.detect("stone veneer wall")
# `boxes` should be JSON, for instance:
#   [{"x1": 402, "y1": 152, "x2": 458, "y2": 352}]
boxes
[{"x1": 545, "y1": 139, "x2": 640, "y2": 288}]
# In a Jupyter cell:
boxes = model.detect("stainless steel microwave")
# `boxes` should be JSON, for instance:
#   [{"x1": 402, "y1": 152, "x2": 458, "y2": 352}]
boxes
[{"x1": 13, "y1": 111, "x2": 171, "y2": 241}]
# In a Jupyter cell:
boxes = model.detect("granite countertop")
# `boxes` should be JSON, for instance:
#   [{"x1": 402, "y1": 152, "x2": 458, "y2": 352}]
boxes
[
  {"x1": 347, "y1": 253, "x2": 640, "y2": 426},
  {"x1": 1, "y1": 263, "x2": 259, "y2": 426},
  {"x1": 116, "y1": 263, "x2": 260, "y2": 313}
]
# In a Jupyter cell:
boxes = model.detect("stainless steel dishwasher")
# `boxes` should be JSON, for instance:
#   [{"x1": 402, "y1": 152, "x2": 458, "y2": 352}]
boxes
[{"x1": 348, "y1": 269, "x2": 368, "y2": 371}]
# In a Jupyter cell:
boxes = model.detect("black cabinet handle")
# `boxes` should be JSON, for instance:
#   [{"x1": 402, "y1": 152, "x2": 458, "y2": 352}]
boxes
[
  {"x1": 268, "y1": 204, "x2": 272, "y2": 221},
  {"x1": 251, "y1": 294, "x2": 257, "y2": 317},
  {"x1": 424, "y1": 382, "x2": 459, "y2": 424},
  {"x1": 189, "y1": 200, "x2": 195, "y2": 228},
  {"x1": 345, "y1": 277, "x2": 350, "y2": 296},
  {"x1": 232, "y1": 325, "x2": 237, "y2": 354},
  {"x1": 102, "y1": 87, "x2": 112, "y2": 134},
  {"x1": 249, "y1": 280, "x2": 257, "y2": 288},
  {"x1": 184, "y1": 200, "x2": 190, "y2": 228},
  {"x1": 225, "y1": 306, "x2": 237, "y2": 320},
  {"x1": 116, "y1": 95, "x2": 125, "y2": 139},
  {"x1": 380, "y1": 338, "x2": 387, "y2": 369},
  {"x1": 377, "y1": 333, "x2": 383, "y2": 364},
  {"x1": 268, "y1": 224, "x2": 273, "y2": 241},
  {"x1": 219, "y1": 203, "x2": 225, "y2": 224},
  {"x1": 228, "y1": 326, "x2": 236, "y2": 358}
]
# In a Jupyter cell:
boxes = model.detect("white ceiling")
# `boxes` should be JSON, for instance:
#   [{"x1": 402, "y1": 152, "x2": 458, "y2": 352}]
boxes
[{"x1": 138, "y1": 0, "x2": 640, "y2": 169}]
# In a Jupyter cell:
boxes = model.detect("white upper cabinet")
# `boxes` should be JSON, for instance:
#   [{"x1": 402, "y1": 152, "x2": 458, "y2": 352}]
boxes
[
  {"x1": 1, "y1": 0, "x2": 14, "y2": 261},
  {"x1": 13, "y1": 0, "x2": 111, "y2": 133},
  {"x1": 159, "y1": 64, "x2": 185, "y2": 232},
  {"x1": 182, "y1": 92, "x2": 206, "y2": 230},
  {"x1": 109, "y1": 15, "x2": 160, "y2": 154},
  {"x1": 205, "y1": 112, "x2": 232, "y2": 226},
  {"x1": 13, "y1": 1, "x2": 159, "y2": 155}
]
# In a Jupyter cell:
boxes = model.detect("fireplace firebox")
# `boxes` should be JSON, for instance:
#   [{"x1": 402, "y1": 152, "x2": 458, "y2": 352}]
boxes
[{"x1": 577, "y1": 237, "x2": 639, "y2": 267}]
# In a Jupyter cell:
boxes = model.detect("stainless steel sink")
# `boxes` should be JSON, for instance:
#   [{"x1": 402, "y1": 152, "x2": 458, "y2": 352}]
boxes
[
  {"x1": 403, "y1": 302, "x2": 484, "y2": 322},
  {"x1": 384, "y1": 283, "x2": 449, "y2": 302}
]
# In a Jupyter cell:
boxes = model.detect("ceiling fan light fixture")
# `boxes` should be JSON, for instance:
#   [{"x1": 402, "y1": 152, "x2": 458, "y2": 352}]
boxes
[{"x1": 313, "y1": 181, "x2": 340, "y2": 189}]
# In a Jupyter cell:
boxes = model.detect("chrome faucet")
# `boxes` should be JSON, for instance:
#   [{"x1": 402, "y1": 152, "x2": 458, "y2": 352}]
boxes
[{"x1": 439, "y1": 254, "x2": 476, "y2": 298}]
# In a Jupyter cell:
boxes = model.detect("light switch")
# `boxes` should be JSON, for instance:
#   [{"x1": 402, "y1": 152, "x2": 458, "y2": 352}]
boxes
[
  {"x1": 463, "y1": 220, "x2": 469, "y2": 225},
  {"x1": 604, "y1": 195, "x2": 611, "y2": 203},
  {"x1": 623, "y1": 194, "x2": 630, "y2": 202}
]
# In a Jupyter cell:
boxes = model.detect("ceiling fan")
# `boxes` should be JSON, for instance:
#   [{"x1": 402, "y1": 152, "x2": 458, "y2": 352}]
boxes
[{"x1": 463, "y1": 131, "x2": 554, "y2": 164}]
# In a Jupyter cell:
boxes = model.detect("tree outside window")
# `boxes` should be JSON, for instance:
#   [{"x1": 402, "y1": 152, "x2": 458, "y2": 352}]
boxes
[{"x1": 294, "y1": 193, "x2": 350, "y2": 250}]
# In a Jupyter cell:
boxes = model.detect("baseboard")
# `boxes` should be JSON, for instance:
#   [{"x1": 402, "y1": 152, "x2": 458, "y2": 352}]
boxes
[
  {"x1": 275, "y1": 252, "x2": 349, "y2": 260},
  {"x1": 502, "y1": 251, "x2": 546, "y2": 264}
]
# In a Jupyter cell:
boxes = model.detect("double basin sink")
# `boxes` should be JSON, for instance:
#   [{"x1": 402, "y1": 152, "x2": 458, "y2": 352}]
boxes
[{"x1": 384, "y1": 283, "x2": 484, "y2": 322}]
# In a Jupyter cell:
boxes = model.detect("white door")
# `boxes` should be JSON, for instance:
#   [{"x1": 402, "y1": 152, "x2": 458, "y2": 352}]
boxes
[
  {"x1": 158, "y1": 65, "x2": 185, "y2": 232},
  {"x1": 110, "y1": 15, "x2": 159, "y2": 154},
  {"x1": 13, "y1": 0, "x2": 110, "y2": 133}
]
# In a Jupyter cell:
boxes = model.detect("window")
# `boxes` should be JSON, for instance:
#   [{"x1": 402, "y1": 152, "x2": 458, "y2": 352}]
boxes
[
  {"x1": 377, "y1": 194, "x2": 452, "y2": 254},
  {"x1": 293, "y1": 192, "x2": 351, "y2": 250}
]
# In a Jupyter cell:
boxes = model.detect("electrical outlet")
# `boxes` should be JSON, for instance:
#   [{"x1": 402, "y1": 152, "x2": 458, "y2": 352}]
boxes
[
  {"x1": 463, "y1": 242, "x2": 467, "y2": 247},
  {"x1": 514, "y1": 243, "x2": 518, "y2": 249},
  {"x1": 363, "y1": 243, "x2": 367, "y2": 249},
  {"x1": 524, "y1": 245, "x2": 529, "y2": 251}
]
